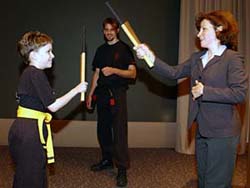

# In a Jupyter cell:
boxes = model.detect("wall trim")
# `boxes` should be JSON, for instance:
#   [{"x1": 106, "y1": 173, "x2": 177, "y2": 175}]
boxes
[{"x1": 0, "y1": 119, "x2": 177, "y2": 148}]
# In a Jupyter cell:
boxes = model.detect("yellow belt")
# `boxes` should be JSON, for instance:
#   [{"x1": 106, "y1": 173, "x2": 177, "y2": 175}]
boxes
[{"x1": 17, "y1": 106, "x2": 55, "y2": 164}]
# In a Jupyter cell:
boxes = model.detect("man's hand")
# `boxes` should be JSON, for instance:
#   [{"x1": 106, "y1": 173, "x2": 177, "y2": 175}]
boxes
[
  {"x1": 86, "y1": 95, "x2": 93, "y2": 110},
  {"x1": 102, "y1": 67, "x2": 116, "y2": 76}
]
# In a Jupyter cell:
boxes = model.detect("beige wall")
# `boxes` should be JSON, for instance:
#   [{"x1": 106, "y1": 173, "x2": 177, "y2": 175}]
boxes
[{"x1": 0, "y1": 119, "x2": 176, "y2": 148}]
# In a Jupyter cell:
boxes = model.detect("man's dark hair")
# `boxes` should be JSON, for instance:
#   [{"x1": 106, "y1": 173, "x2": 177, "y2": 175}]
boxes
[{"x1": 102, "y1": 17, "x2": 120, "y2": 30}]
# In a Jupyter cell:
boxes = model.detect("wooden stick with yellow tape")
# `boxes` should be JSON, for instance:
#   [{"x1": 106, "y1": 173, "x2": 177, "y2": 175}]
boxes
[{"x1": 105, "y1": 1, "x2": 154, "y2": 68}]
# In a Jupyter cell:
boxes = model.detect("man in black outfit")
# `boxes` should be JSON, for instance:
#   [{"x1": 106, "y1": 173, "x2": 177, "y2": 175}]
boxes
[{"x1": 86, "y1": 17, "x2": 136, "y2": 187}]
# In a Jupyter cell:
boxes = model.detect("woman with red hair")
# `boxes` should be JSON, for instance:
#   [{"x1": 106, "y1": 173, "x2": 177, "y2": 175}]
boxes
[{"x1": 134, "y1": 10, "x2": 247, "y2": 188}]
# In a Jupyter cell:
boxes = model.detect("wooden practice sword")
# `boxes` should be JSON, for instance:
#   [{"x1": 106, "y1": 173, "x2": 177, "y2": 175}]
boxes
[{"x1": 105, "y1": 1, "x2": 154, "y2": 68}]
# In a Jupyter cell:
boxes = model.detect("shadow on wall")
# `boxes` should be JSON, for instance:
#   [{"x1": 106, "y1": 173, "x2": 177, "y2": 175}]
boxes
[
  {"x1": 136, "y1": 66, "x2": 177, "y2": 99},
  {"x1": 51, "y1": 103, "x2": 87, "y2": 133}
]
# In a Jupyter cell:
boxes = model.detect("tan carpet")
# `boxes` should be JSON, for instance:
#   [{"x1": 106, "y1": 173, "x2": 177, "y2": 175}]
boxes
[{"x1": 0, "y1": 146, "x2": 247, "y2": 188}]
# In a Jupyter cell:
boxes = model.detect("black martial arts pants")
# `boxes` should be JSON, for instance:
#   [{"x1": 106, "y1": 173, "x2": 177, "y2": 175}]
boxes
[
  {"x1": 8, "y1": 118, "x2": 47, "y2": 188},
  {"x1": 96, "y1": 87, "x2": 130, "y2": 169}
]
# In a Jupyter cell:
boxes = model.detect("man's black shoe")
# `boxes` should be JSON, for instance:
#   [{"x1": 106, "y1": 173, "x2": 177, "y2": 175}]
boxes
[
  {"x1": 116, "y1": 168, "x2": 127, "y2": 187},
  {"x1": 90, "y1": 159, "x2": 113, "y2": 171}
]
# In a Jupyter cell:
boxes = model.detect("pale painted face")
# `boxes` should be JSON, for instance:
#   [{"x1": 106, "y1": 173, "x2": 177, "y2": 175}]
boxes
[
  {"x1": 33, "y1": 43, "x2": 55, "y2": 69},
  {"x1": 103, "y1": 23, "x2": 119, "y2": 42},
  {"x1": 197, "y1": 19, "x2": 219, "y2": 49}
]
